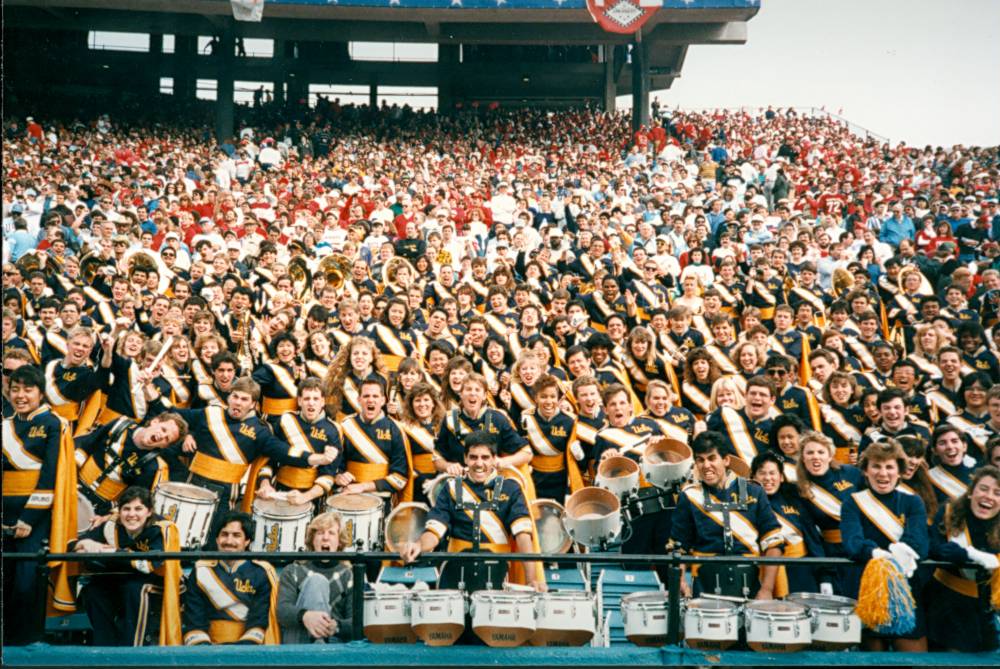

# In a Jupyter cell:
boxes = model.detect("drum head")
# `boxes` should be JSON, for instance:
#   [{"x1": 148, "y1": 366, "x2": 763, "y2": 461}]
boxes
[
  {"x1": 384, "y1": 502, "x2": 429, "y2": 552},
  {"x1": 727, "y1": 457, "x2": 751, "y2": 479},
  {"x1": 426, "y1": 474, "x2": 454, "y2": 508},
  {"x1": 746, "y1": 600, "x2": 805, "y2": 615},
  {"x1": 564, "y1": 486, "x2": 620, "y2": 519},
  {"x1": 327, "y1": 492, "x2": 381, "y2": 512},
  {"x1": 253, "y1": 498, "x2": 312, "y2": 518},
  {"x1": 622, "y1": 591, "x2": 668, "y2": 606},
  {"x1": 644, "y1": 438, "x2": 692, "y2": 465},
  {"x1": 76, "y1": 493, "x2": 95, "y2": 534},
  {"x1": 597, "y1": 456, "x2": 639, "y2": 479},
  {"x1": 686, "y1": 597, "x2": 738, "y2": 612},
  {"x1": 530, "y1": 500, "x2": 572, "y2": 554},
  {"x1": 786, "y1": 592, "x2": 856, "y2": 611},
  {"x1": 157, "y1": 482, "x2": 218, "y2": 502}
]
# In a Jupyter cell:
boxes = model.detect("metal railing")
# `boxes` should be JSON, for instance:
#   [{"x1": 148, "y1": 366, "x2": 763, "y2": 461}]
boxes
[{"x1": 3, "y1": 549, "x2": 967, "y2": 648}]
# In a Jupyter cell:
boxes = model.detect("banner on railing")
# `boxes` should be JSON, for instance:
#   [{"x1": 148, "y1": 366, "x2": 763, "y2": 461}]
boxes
[{"x1": 232, "y1": 0, "x2": 265, "y2": 22}]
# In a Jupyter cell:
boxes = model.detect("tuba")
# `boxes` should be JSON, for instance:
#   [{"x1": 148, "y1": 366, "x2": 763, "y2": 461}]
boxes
[
  {"x1": 832, "y1": 268, "x2": 855, "y2": 296},
  {"x1": 288, "y1": 256, "x2": 312, "y2": 299},
  {"x1": 15, "y1": 251, "x2": 56, "y2": 279},
  {"x1": 79, "y1": 252, "x2": 108, "y2": 285},
  {"x1": 381, "y1": 256, "x2": 416, "y2": 293},
  {"x1": 318, "y1": 253, "x2": 352, "y2": 292}
]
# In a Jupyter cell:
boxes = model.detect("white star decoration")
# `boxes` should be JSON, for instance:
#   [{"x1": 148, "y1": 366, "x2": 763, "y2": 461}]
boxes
[{"x1": 451, "y1": 0, "x2": 462, "y2": 5}]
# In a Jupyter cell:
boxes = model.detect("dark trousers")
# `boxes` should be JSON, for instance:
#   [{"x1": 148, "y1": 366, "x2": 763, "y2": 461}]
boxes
[
  {"x1": 2, "y1": 524, "x2": 49, "y2": 645},
  {"x1": 82, "y1": 575, "x2": 162, "y2": 646}
]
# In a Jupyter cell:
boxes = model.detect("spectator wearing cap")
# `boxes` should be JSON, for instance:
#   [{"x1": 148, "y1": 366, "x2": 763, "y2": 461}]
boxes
[{"x1": 878, "y1": 202, "x2": 915, "y2": 248}]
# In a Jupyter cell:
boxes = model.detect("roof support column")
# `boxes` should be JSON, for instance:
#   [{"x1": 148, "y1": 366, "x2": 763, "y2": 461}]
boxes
[
  {"x1": 603, "y1": 44, "x2": 616, "y2": 113},
  {"x1": 631, "y1": 34, "x2": 650, "y2": 132},
  {"x1": 215, "y1": 20, "x2": 235, "y2": 143}
]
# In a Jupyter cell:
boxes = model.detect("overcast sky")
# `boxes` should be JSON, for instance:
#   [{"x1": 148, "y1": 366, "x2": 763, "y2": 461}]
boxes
[{"x1": 642, "y1": 0, "x2": 1000, "y2": 147}]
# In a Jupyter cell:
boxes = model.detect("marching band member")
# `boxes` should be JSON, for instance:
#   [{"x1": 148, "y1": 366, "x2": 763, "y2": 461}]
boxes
[
  {"x1": 322, "y1": 336, "x2": 388, "y2": 420},
  {"x1": 679, "y1": 348, "x2": 718, "y2": 419},
  {"x1": 335, "y1": 377, "x2": 411, "y2": 500},
  {"x1": 820, "y1": 371, "x2": 867, "y2": 464},
  {"x1": 399, "y1": 382, "x2": 446, "y2": 506},
  {"x1": 171, "y1": 377, "x2": 337, "y2": 511},
  {"x1": 927, "y1": 424, "x2": 976, "y2": 503},
  {"x1": 3, "y1": 348, "x2": 35, "y2": 419},
  {"x1": 841, "y1": 439, "x2": 929, "y2": 651},
  {"x1": 765, "y1": 354, "x2": 822, "y2": 431},
  {"x1": 182, "y1": 511, "x2": 280, "y2": 645},
  {"x1": 948, "y1": 372, "x2": 993, "y2": 462},
  {"x1": 253, "y1": 378, "x2": 343, "y2": 508},
  {"x1": 400, "y1": 429, "x2": 546, "y2": 592},
  {"x1": 74, "y1": 486, "x2": 182, "y2": 646},
  {"x1": 44, "y1": 326, "x2": 106, "y2": 435},
  {"x1": 705, "y1": 375, "x2": 776, "y2": 465},
  {"x1": 570, "y1": 375, "x2": 607, "y2": 482},
  {"x1": 768, "y1": 414, "x2": 806, "y2": 483},
  {"x1": 859, "y1": 388, "x2": 932, "y2": 453},
  {"x1": 2, "y1": 365, "x2": 77, "y2": 643},
  {"x1": 74, "y1": 413, "x2": 187, "y2": 517},
  {"x1": 926, "y1": 465, "x2": 1000, "y2": 652},
  {"x1": 192, "y1": 351, "x2": 239, "y2": 409},
  {"x1": 522, "y1": 374, "x2": 584, "y2": 501},
  {"x1": 367, "y1": 298, "x2": 419, "y2": 373},
  {"x1": 796, "y1": 430, "x2": 864, "y2": 591},
  {"x1": 252, "y1": 332, "x2": 304, "y2": 424},
  {"x1": 671, "y1": 430, "x2": 784, "y2": 598},
  {"x1": 751, "y1": 451, "x2": 826, "y2": 594}
]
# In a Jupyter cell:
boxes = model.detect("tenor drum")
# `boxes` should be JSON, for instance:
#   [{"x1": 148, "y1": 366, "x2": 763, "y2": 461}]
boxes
[
  {"x1": 383, "y1": 502, "x2": 429, "y2": 553},
  {"x1": 744, "y1": 600, "x2": 811, "y2": 652},
  {"x1": 642, "y1": 438, "x2": 693, "y2": 488},
  {"x1": 531, "y1": 591, "x2": 596, "y2": 647},
  {"x1": 530, "y1": 499, "x2": 572, "y2": 555},
  {"x1": 562, "y1": 487, "x2": 621, "y2": 549},
  {"x1": 470, "y1": 590, "x2": 537, "y2": 647},
  {"x1": 251, "y1": 499, "x2": 312, "y2": 552},
  {"x1": 325, "y1": 492, "x2": 384, "y2": 551},
  {"x1": 153, "y1": 482, "x2": 218, "y2": 549},
  {"x1": 786, "y1": 592, "x2": 861, "y2": 650},
  {"x1": 410, "y1": 589, "x2": 466, "y2": 647},
  {"x1": 594, "y1": 456, "x2": 640, "y2": 498},
  {"x1": 682, "y1": 598, "x2": 740, "y2": 650},
  {"x1": 621, "y1": 591, "x2": 670, "y2": 647},
  {"x1": 363, "y1": 590, "x2": 415, "y2": 644}
]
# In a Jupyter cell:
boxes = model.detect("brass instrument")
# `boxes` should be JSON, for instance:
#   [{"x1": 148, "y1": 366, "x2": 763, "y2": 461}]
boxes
[
  {"x1": 897, "y1": 265, "x2": 933, "y2": 296},
  {"x1": 236, "y1": 313, "x2": 255, "y2": 370},
  {"x1": 831, "y1": 268, "x2": 854, "y2": 296},
  {"x1": 381, "y1": 256, "x2": 417, "y2": 293},
  {"x1": 15, "y1": 251, "x2": 55, "y2": 278},
  {"x1": 125, "y1": 250, "x2": 158, "y2": 279},
  {"x1": 288, "y1": 256, "x2": 312, "y2": 299},
  {"x1": 319, "y1": 253, "x2": 352, "y2": 292}
]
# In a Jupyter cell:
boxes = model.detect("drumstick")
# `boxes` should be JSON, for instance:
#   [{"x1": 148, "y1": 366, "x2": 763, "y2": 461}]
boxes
[
  {"x1": 145, "y1": 336, "x2": 175, "y2": 375},
  {"x1": 699, "y1": 593, "x2": 748, "y2": 603}
]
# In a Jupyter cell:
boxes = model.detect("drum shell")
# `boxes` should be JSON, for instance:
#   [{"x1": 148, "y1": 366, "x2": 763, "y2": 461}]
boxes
[
  {"x1": 364, "y1": 591, "x2": 415, "y2": 644},
  {"x1": 153, "y1": 482, "x2": 218, "y2": 549},
  {"x1": 325, "y1": 493, "x2": 384, "y2": 551},
  {"x1": 562, "y1": 487, "x2": 622, "y2": 549},
  {"x1": 383, "y1": 502, "x2": 429, "y2": 553},
  {"x1": 621, "y1": 591, "x2": 670, "y2": 647},
  {"x1": 594, "y1": 456, "x2": 640, "y2": 498},
  {"x1": 682, "y1": 598, "x2": 740, "y2": 650},
  {"x1": 530, "y1": 499, "x2": 572, "y2": 555},
  {"x1": 641, "y1": 439, "x2": 693, "y2": 488},
  {"x1": 251, "y1": 499, "x2": 313, "y2": 553},
  {"x1": 410, "y1": 590, "x2": 466, "y2": 647},
  {"x1": 744, "y1": 600, "x2": 811, "y2": 652},
  {"x1": 470, "y1": 591, "x2": 536, "y2": 647},
  {"x1": 530, "y1": 591, "x2": 596, "y2": 647},
  {"x1": 785, "y1": 592, "x2": 861, "y2": 649}
]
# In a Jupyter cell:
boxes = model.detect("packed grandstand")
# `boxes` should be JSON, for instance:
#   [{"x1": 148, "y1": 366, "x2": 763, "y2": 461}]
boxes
[{"x1": 2, "y1": 102, "x2": 999, "y2": 656}]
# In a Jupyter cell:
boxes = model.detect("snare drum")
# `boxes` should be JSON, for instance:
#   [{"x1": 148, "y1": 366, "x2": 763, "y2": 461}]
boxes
[
  {"x1": 383, "y1": 502, "x2": 429, "y2": 553},
  {"x1": 786, "y1": 592, "x2": 861, "y2": 650},
  {"x1": 621, "y1": 591, "x2": 670, "y2": 647},
  {"x1": 682, "y1": 598, "x2": 740, "y2": 650},
  {"x1": 410, "y1": 589, "x2": 466, "y2": 647},
  {"x1": 251, "y1": 499, "x2": 312, "y2": 552},
  {"x1": 594, "y1": 456, "x2": 640, "y2": 498},
  {"x1": 744, "y1": 600, "x2": 811, "y2": 652},
  {"x1": 531, "y1": 591, "x2": 596, "y2": 647},
  {"x1": 364, "y1": 590, "x2": 414, "y2": 644},
  {"x1": 470, "y1": 590, "x2": 536, "y2": 647},
  {"x1": 562, "y1": 487, "x2": 622, "y2": 549},
  {"x1": 642, "y1": 438, "x2": 693, "y2": 488},
  {"x1": 153, "y1": 482, "x2": 218, "y2": 549},
  {"x1": 325, "y1": 492, "x2": 384, "y2": 551}
]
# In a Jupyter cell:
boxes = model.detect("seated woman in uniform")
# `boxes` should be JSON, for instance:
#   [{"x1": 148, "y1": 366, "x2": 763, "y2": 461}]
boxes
[
  {"x1": 841, "y1": 439, "x2": 929, "y2": 652},
  {"x1": 74, "y1": 486, "x2": 182, "y2": 646},
  {"x1": 926, "y1": 465, "x2": 1000, "y2": 652},
  {"x1": 276, "y1": 512, "x2": 354, "y2": 644}
]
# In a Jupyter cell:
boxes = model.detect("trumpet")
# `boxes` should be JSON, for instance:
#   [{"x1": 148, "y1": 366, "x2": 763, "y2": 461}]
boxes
[{"x1": 236, "y1": 314, "x2": 255, "y2": 370}]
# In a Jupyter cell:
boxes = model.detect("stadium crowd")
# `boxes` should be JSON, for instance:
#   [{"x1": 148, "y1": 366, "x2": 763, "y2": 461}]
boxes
[{"x1": 2, "y1": 103, "x2": 1000, "y2": 652}]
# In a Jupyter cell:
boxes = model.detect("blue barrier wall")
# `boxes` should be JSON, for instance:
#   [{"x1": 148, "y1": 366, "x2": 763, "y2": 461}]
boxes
[
  {"x1": 6, "y1": 643, "x2": 998, "y2": 667},
  {"x1": 265, "y1": 0, "x2": 759, "y2": 10}
]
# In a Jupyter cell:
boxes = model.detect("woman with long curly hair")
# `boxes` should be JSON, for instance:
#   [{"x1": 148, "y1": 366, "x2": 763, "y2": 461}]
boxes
[
  {"x1": 322, "y1": 336, "x2": 387, "y2": 419},
  {"x1": 367, "y1": 297, "x2": 418, "y2": 373},
  {"x1": 399, "y1": 382, "x2": 447, "y2": 505},
  {"x1": 926, "y1": 465, "x2": 1000, "y2": 652},
  {"x1": 679, "y1": 347, "x2": 720, "y2": 418}
]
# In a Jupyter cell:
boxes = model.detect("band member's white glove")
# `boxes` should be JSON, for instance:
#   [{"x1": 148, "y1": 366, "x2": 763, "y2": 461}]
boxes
[
  {"x1": 871, "y1": 548, "x2": 893, "y2": 562},
  {"x1": 421, "y1": 478, "x2": 435, "y2": 499},
  {"x1": 965, "y1": 546, "x2": 1000, "y2": 571},
  {"x1": 569, "y1": 440, "x2": 585, "y2": 462},
  {"x1": 888, "y1": 542, "x2": 919, "y2": 577}
]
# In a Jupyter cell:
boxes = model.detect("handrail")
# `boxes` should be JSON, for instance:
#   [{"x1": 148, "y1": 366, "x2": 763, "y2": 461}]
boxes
[{"x1": 4, "y1": 549, "x2": 974, "y2": 648}]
